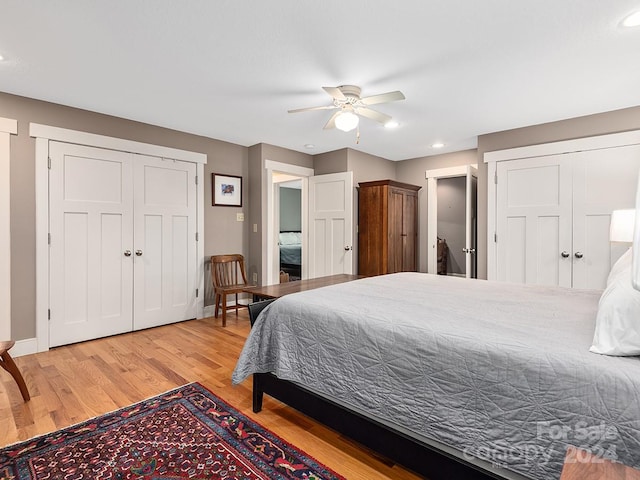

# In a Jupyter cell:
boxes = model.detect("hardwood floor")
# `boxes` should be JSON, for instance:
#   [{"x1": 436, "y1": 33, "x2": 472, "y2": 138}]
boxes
[{"x1": 0, "y1": 311, "x2": 422, "y2": 480}]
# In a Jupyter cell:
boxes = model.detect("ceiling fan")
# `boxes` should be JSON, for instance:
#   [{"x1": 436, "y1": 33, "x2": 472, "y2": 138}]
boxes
[{"x1": 288, "y1": 85, "x2": 405, "y2": 132}]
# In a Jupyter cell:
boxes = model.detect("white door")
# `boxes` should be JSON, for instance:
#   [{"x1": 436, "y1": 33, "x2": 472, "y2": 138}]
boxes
[
  {"x1": 133, "y1": 155, "x2": 197, "y2": 329},
  {"x1": 49, "y1": 142, "x2": 134, "y2": 346},
  {"x1": 496, "y1": 146, "x2": 640, "y2": 288},
  {"x1": 464, "y1": 165, "x2": 478, "y2": 278},
  {"x1": 571, "y1": 145, "x2": 640, "y2": 289},
  {"x1": 308, "y1": 172, "x2": 353, "y2": 278},
  {"x1": 496, "y1": 156, "x2": 573, "y2": 286}
]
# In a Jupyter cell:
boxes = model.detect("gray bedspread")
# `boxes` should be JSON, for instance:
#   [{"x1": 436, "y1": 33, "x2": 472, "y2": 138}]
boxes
[{"x1": 232, "y1": 273, "x2": 640, "y2": 480}]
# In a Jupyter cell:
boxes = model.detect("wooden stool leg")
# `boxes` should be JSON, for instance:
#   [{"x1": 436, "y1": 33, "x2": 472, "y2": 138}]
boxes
[{"x1": 0, "y1": 351, "x2": 30, "y2": 402}]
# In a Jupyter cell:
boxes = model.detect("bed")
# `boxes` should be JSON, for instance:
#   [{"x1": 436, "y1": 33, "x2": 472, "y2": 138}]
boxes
[
  {"x1": 279, "y1": 231, "x2": 301, "y2": 280},
  {"x1": 232, "y1": 269, "x2": 640, "y2": 480}
]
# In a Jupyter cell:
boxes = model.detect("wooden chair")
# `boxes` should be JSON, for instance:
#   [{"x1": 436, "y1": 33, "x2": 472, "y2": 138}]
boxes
[
  {"x1": 211, "y1": 254, "x2": 250, "y2": 326},
  {"x1": 0, "y1": 341, "x2": 30, "y2": 401}
]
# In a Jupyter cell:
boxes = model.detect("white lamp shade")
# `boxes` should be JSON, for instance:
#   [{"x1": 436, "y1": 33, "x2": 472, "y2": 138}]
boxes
[
  {"x1": 335, "y1": 111, "x2": 359, "y2": 132},
  {"x1": 610, "y1": 209, "x2": 636, "y2": 243}
]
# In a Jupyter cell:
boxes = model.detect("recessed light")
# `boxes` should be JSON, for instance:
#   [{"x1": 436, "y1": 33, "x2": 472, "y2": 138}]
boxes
[
  {"x1": 304, "y1": 144, "x2": 315, "y2": 149},
  {"x1": 431, "y1": 142, "x2": 445, "y2": 149},
  {"x1": 622, "y1": 11, "x2": 640, "y2": 27},
  {"x1": 384, "y1": 121, "x2": 399, "y2": 129}
]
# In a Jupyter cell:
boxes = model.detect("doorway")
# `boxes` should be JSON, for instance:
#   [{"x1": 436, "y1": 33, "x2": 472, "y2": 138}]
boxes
[
  {"x1": 426, "y1": 165, "x2": 478, "y2": 278},
  {"x1": 275, "y1": 176, "x2": 303, "y2": 281}
]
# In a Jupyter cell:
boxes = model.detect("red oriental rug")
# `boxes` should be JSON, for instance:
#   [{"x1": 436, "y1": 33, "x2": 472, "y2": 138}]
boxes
[{"x1": 0, "y1": 383, "x2": 346, "y2": 479}]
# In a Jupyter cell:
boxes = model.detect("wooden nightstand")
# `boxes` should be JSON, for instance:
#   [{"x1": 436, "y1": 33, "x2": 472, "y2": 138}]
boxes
[{"x1": 560, "y1": 446, "x2": 640, "y2": 480}]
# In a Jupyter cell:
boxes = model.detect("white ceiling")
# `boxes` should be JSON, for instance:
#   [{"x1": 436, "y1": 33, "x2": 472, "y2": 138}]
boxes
[{"x1": 2, "y1": 1, "x2": 640, "y2": 161}]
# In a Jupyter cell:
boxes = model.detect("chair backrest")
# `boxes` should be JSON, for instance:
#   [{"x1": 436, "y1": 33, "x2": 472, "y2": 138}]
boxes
[{"x1": 211, "y1": 254, "x2": 248, "y2": 288}]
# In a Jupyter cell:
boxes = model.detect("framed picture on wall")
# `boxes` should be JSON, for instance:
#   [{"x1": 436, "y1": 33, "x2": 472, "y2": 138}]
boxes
[{"x1": 212, "y1": 173, "x2": 243, "y2": 207}]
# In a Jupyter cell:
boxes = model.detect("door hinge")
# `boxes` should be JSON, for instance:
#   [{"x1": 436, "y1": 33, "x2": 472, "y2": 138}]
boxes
[
  {"x1": 196, "y1": 288, "x2": 199, "y2": 298},
  {"x1": 494, "y1": 232, "x2": 498, "y2": 243},
  {"x1": 48, "y1": 309, "x2": 51, "y2": 320},
  {"x1": 48, "y1": 233, "x2": 51, "y2": 245},
  {"x1": 195, "y1": 175, "x2": 198, "y2": 185},
  {"x1": 48, "y1": 157, "x2": 52, "y2": 169},
  {"x1": 195, "y1": 232, "x2": 199, "y2": 242}
]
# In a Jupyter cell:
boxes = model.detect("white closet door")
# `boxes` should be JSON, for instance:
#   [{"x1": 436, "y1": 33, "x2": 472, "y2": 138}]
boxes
[
  {"x1": 496, "y1": 156, "x2": 572, "y2": 286},
  {"x1": 133, "y1": 155, "x2": 197, "y2": 330},
  {"x1": 308, "y1": 172, "x2": 353, "y2": 278},
  {"x1": 572, "y1": 145, "x2": 640, "y2": 289},
  {"x1": 49, "y1": 142, "x2": 134, "y2": 346}
]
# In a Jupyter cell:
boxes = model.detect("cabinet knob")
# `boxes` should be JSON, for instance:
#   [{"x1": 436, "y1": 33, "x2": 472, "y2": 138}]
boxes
[
  {"x1": 135, "y1": 250, "x2": 143, "y2": 256},
  {"x1": 574, "y1": 251, "x2": 583, "y2": 259},
  {"x1": 344, "y1": 246, "x2": 352, "y2": 251},
  {"x1": 561, "y1": 251, "x2": 570, "y2": 258},
  {"x1": 124, "y1": 250, "x2": 132, "y2": 257}
]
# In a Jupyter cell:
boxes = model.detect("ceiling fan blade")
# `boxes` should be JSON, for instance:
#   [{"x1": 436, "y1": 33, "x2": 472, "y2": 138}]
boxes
[
  {"x1": 288, "y1": 105, "x2": 337, "y2": 114},
  {"x1": 355, "y1": 107, "x2": 392, "y2": 124},
  {"x1": 322, "y1": 86, "x2": 346, "y2": 101},
  {"x1": 323, "y1": 111, "x2": 341, "y2": 130},
  {"x1": 360, "y1": 90, "x2": 405, "y2": 106}
]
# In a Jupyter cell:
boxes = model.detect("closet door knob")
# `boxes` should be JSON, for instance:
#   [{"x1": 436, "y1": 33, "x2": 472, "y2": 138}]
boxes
[
  {"x1": 124, "y1": 250, "x2": 132, "y2": 257},
  {"x1": 561, "y1": 251, "x2": 570, "y2": 258},
  {"x1": 135, "y1": 250, "x2": 143, "y2": 256},
  {"x1": 574, "y1": 251, "x2": 583, "y2": 259}
]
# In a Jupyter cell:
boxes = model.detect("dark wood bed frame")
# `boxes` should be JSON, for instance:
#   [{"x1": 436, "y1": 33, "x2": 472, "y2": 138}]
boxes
[{"x1": 247, "y1": 300, "x2": 505, "y2": 480}]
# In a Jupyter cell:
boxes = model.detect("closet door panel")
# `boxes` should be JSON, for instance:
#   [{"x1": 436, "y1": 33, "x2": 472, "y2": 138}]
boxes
[
  {"x1": 49, "y1": 142, "x2": 134, "y2": 347},
  {"x1": 496, "y1": 156, "x2": 572, "y2": 286},
  {"x1": 572, "y1": 146, "x2": 640, "y2": 289},
  {"x1": 133, "y1": 155, "x2": 197, "y2": 330}
]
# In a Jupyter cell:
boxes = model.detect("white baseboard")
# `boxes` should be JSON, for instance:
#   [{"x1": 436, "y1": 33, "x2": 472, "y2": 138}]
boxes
[{"x1": 10, "y1": 338, "x2": 38, "y2": 357}]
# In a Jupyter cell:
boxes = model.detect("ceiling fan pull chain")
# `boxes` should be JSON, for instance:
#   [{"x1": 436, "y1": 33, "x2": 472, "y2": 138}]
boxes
[{"x1": 356, "y1": 126, "x2": 360, "y2": 144}]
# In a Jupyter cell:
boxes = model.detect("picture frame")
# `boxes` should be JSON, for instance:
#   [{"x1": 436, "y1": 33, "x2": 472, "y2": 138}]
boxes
[{"x1": 212, "y1": 173, "x2": 243, "y2": 207}]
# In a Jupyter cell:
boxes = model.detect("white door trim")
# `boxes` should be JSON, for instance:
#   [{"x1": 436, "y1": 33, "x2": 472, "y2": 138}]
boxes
[
  {"x1": 31, "y1": 124, "x2": 207, "y2": 352},
  {"x1": 425, "y1": 165, "x2": 477, "y2": 274},
  {"x1": 263, "y1": 160, "x2": 313, "y2": 285},
  {"x1": 484, "y1": 128, "x2": 640, "y2": 281},
  {"x1": 0, "y1": 117, "x2": 17, "y2": 341}
]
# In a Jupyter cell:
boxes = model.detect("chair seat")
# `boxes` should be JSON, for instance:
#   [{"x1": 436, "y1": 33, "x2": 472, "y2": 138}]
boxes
[{"x1": 216, "y1": 284, "x2": 247, "y2": 292}]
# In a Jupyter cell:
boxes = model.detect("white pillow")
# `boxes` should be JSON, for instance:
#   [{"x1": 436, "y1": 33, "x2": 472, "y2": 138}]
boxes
[
  {"x1": 590, "y1": 260, "x2": 640, "y2": 356},
  {"x1": 279, "y1": 232, "x2": 301, "y2": 245},
  {"x1": 607, "y1": 247, "x2": 632, "y2": 285}
]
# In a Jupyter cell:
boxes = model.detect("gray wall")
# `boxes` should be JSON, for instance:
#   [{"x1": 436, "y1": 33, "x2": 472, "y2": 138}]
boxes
[
  {"x1": 279, "y1": 187, "x2": 301, "y2": 231},
  {"x1": 437, "y1": 177, "x2": 466, "y2": 274},
  {"x1": 1, "y1": 91, "x2": 249, "y2": 340}
]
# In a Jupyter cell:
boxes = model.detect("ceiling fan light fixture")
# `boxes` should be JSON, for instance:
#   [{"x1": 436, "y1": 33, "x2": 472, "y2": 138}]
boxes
[
  {"x1": 622, "y1": 10, "x2": 640, "y2": 27},
  {"x1": 335, "y1": 111, "x2": 359, "y2": 132},
  {"x1": 384, "y1": 120, "x2": 399, "y2": 129}
]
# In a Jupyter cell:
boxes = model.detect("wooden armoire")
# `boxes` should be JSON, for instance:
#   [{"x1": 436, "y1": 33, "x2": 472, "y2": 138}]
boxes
[{"x1": 358, "y1": 180, "x2": 421, "y2": 276}]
